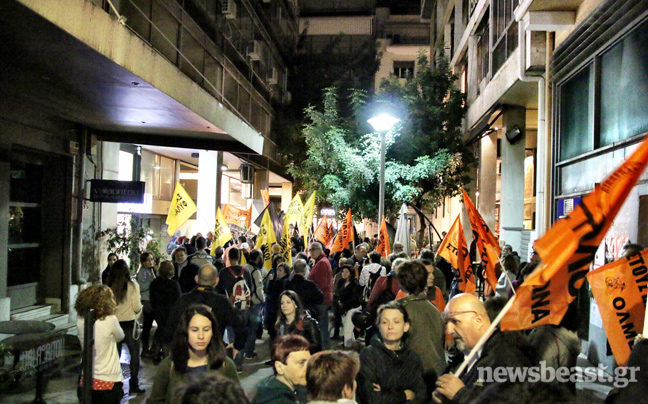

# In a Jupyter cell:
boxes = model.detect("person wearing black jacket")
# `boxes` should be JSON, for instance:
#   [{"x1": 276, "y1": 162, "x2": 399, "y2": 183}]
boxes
[
  {"x1": 283, "y1": 259, "x2": 324, "y2": 318},
  {"x1": 149, "y1": 260, "x2": 182, "y2": 362},
  {"x1": 162, "y1": 264, "x2": 247, "y2": 355},
  {"x1": 337, "y1": 264, "x2": 363, "y2": 349},
  {"x1": 174, "y1": 247, "x2": 200, "y2": 293},
  {"x1": 276, "y1": 290, "x2": 322, "y2": 353},
  {"x1": 434, "y1": 294, "x2": 534, "y2": 404},
  {"x1": 358, "y1": 300, "x2": 427, "y2": 404}
]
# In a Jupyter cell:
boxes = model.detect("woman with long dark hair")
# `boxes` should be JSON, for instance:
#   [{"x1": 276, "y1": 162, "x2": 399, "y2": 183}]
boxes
[
  {"x1": 101, "y1": 253, "x2": 118, "y2": 285},
  {"x1": 107, "y1": 259, "x2": 144, "y2": 395},
  {"x1": 336, "y1": 264, "x2": 363, "y2": 349},
  {"x1": 149, "y1": 304, "x2": 239, "y2": 404},
  {"x1": 276, "y1": 290, "x2": 321, "y2": 353},
  {"x1": 265, "y1": 260, "x2": 290, "y2": 344}
]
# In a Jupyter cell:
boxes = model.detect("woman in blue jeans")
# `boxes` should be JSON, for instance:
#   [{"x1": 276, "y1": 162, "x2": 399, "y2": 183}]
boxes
[{"x1": 108, "y1": 260, "x2": 145, "y2": 395}]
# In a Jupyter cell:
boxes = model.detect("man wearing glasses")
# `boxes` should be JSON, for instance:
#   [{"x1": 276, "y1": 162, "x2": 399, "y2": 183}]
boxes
[{"x1": 433, "y1": 294, "x2": 533, "y2": 403}]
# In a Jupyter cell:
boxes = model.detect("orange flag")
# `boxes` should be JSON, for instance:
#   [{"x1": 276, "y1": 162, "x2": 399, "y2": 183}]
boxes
[
  {"x1": 438, "y1": 215, "x2": 476, "y2": 294},
  {"x1": 501, "y1": 135, "x2": 648, "y2": 331},
  {"x1": 261, "y1": 187, "x2": 271, "y2": 208},
  {"x1": 376, "y1": 216, "x2": 391, "y2": 257},
  {"x1": 326, "y1": 223, "x2": 334, "y2": 245},
  {"x1": 587, "y1": 249, "x2": 648, "y2": 366},
  {"x1": 222, "y1": 204, "x2": 252, "y2": 228},
  {"x1": 462, "y1": 188, "x2": 501, "y2": 291},
  {"x1": 314, "y1": 216, "x2": 329, "y2": 245},
  {"x1": 331, "y1": 209, "x2": 353, "y2": 253}
]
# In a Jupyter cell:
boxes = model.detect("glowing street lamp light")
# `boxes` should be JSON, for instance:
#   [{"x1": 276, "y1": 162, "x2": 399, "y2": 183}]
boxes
[{"x1": 368, "y1": 113, "x2": 400, "y2": 224}]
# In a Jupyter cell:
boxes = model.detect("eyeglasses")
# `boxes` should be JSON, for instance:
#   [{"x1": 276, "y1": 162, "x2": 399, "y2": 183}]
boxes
[{"x1": 442, "y1": 310, "x2": 478, "y2": 325}]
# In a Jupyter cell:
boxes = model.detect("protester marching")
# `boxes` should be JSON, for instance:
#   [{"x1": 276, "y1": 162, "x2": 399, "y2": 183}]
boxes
[{"x1": 70, "y1": 136, "x2": 648, "y2": 404}]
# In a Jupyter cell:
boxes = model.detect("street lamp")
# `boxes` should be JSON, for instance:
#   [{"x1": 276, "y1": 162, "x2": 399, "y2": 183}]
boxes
[{"x1": 368, "y1": 113, "x2": 400, "y2": 224}]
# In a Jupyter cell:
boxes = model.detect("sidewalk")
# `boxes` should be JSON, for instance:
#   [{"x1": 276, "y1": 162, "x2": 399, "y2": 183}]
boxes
[{"x1": 0, "y1": 333, "x2": 614, "y2": 404}]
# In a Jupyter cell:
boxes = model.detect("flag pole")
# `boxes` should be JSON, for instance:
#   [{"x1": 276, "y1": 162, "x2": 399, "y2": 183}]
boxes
[
  {"x1": 453, "y1": 296, "x2": 516, "y2": 378},
  {"x1": 643, "y1": 299, "x2": 648, "y2": 336}
]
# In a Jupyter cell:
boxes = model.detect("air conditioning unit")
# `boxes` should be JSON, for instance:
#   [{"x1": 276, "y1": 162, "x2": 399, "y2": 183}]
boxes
[
  {"x1": 222, "y1": 0, "x2": 237, "y2": 19},
  {"x1": 282, "y1": 91, "x2": 292, "y2": 105},
  {"x1": 267, "y1": 68, "x2": 278, "y2": 85},
  {"x1": 247, "y1": 40, "x2": 264, "y2": 61}
]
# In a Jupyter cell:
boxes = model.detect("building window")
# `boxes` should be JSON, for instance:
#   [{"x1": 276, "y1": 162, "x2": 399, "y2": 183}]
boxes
[
  {"x1": 600, "y1": 22, "x2": 648, "y2": 147},
  {"x1": 476, "y1": 15, "x2": 490, "y2": 88},
  {"x1": 559, "y1": 65, "x2": 594, "y2": 161},
  {"x1": 491, "y1": 0, "x2": 518, "y2": 75},
  {"x1": 8, "y1": 160, "x2": 42, "y2": 286},
  {"x1": 393, "y1": 61, "x2": 415, "y2": 79},
  {"x1": 140, "y1": 150, "x2": 175, "y2": 201}
]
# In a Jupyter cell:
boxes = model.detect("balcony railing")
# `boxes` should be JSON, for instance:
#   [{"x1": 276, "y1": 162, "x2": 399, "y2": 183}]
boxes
[{"x1": 93, "y1": 0, "x2": 287, "y2": 148}]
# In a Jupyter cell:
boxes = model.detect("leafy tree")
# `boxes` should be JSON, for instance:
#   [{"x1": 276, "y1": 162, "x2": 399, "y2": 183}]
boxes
[
  {"x1": 287, "y1": 51, "x2": 471, "y2": 239},
  {"x1": 276, "y1": 34, "x2": 380, "y2": 178}
]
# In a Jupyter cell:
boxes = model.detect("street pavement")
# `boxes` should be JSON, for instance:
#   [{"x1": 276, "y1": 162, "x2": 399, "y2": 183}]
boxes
[{"x1": 0, "y1": 329, "x2": 615, "y2": 403}]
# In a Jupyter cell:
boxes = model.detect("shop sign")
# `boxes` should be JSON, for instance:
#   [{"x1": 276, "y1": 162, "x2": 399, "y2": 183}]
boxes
[{"x1": 90, "y1": 180, "x2": 145, "y2": 203}]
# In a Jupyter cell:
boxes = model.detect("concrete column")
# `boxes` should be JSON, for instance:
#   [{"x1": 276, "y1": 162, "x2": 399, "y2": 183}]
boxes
[
  {"x1": 500, "y1": 107, "x2": 526, "y2": 252},
  {"x1": 281, "y1": 182, "x2": 292, "y2": 213},
  {"x1": 254, "y1": 170, "x2": 269, "y2": 200},
  {"x1": 197, "y1": 150, "x2": 220, "y2": 235},
  {"x1": 479, "y1": 130, "x2": 497, "y2": 232}
]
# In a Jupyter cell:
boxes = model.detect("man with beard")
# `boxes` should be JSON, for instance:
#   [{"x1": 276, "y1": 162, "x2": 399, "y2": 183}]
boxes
[{"x1": 433, "y1": 294, "x2": 533, "y2": 404}]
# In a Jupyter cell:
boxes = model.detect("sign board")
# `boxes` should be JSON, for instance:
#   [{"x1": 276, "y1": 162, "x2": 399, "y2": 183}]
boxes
[
  {"x1": 18, "y1": 335, "x2": 65, "y2": 377},
  {"x1": 90, "y1": 180, "x2": 145, "y2": 203}
]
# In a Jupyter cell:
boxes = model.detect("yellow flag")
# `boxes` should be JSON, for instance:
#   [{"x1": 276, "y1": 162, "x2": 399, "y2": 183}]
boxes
[
  {"x1": 211, "y1": 207, "x2": 232, "y2": 254},
  {"x1": 280, "y1": 219, "x2": 292, "y2": 265},
  {"x1": 301, "y1": 192, "x2": 316, "y2": 248},
  {"x1": 166, "y1": 183, "x2": 197, "y2": 236},
  {"x1": 255, "y1": 209, "x2": 278, "y2": 269},
  {"x1": 286, "y1": 194, "x2": 303, "y2": 226}
]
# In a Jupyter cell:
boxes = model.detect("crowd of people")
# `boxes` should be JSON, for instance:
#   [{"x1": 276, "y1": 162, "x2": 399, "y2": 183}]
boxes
[{"x1": 74, "y1": 232, "x2": 647, "y2": 404}]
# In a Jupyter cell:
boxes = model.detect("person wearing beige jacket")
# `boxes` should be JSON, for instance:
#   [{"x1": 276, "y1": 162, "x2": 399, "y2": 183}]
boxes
[{"x1": 107, "y1": 260, "x2": 144, "y2": 395}]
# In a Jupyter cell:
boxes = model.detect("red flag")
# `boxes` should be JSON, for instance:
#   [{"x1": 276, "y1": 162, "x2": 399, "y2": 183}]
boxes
[
  {"x1": 438, "y1": 215, "x2": 476, "y2": 294},
  {"x1": 587, "y1": 249, "x2": 648, "y2": 365},
  {"x1": 462, "y1": 188, "x2": 501, "y2": 291},
  {"x1": 376, "y1": 216, "x2": 391, "y2": 257},
  {"x1": 502, "y1": 135, "x2": 648, "y2": 331},
  {"x1": 314, "y1": 216, "x2": 329, "y2": 245},
  {"x1": 331, "y1": 209, "x2": 353, "y2": 253}
]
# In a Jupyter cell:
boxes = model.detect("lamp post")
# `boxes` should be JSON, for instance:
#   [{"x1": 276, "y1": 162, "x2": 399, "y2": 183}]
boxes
[{"x1": 367, "y1": 113, "x2": 400, "y2": 224}]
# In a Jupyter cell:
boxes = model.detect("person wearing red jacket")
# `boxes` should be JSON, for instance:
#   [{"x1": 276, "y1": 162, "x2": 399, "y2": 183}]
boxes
[{"x1": 307, "y1": 242, "x2": 333, "y2": 349}]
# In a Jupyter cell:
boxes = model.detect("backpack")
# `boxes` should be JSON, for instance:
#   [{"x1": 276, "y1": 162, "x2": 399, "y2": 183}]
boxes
[
  {"x1": 227, "y1": 267, "x2": 251, "y2": 310},
  {"x1": 363, "y1": 266, "x2": 384, "y2": 303},
  {"x1": 189, "y1": 252, "x2": 213, "y2": 269},
  {"x1": 248, "y1": 265, "x2": 264, "y2": 303},
  {"x1": 370, "y1": 273, "x2": 396, "y2": 316}
]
